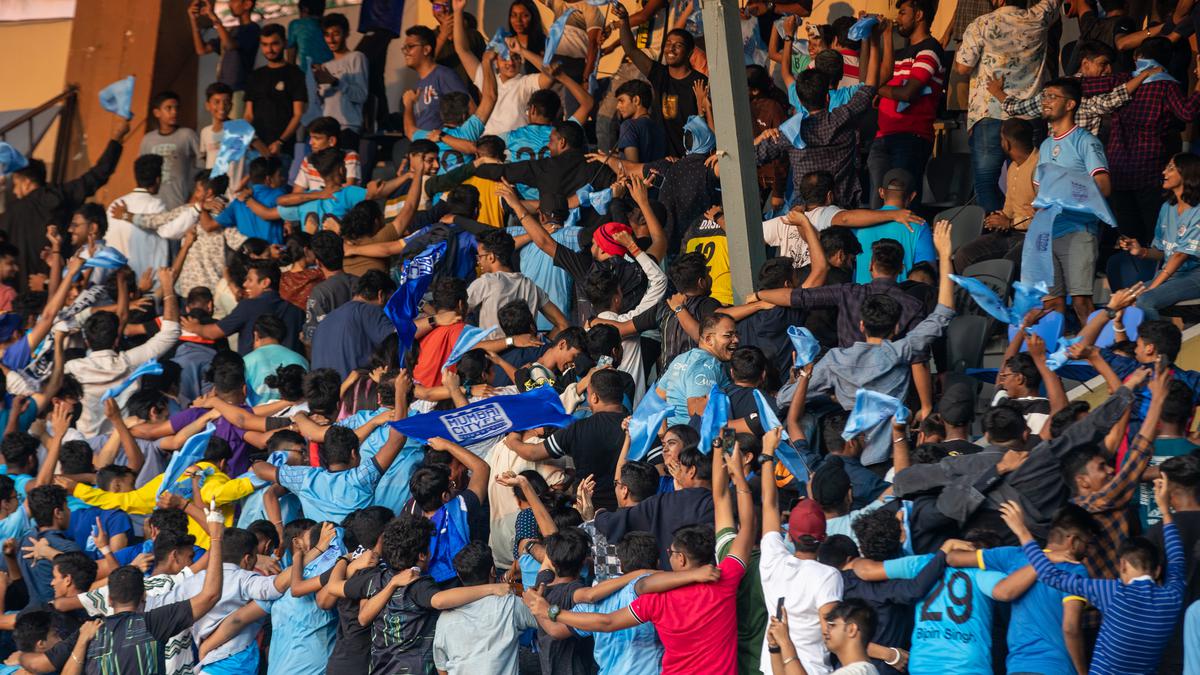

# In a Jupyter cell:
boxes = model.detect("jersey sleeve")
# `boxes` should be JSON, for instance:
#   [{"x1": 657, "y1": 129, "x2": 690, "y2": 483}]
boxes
[
  {"x1": 1083, "y1": 136, "x2": 1109, "y2": 176},
  {"x1": 979, "y1": 546, "x2": 1023, "y2": 573},
  {"x1": 970, "y1": 569, "x2": 1010, "y2": 599},
  {"x1": 883, "y1": 553, "x2": 935, "y2": 580}
]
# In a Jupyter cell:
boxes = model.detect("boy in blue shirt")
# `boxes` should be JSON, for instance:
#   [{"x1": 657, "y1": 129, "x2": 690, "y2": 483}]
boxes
[
  {"x1": 404, "y1": 50, "x2": 497, "y2": 175},
  {"x1": 244, "y1": 148, "x2": 367, "y2": 232},
  {"x1": 854, "y1": 168, "x2": 935, "y2": 284},
  {"x1": 945, "y1": 504, "x2": 1095, "y2": 675},
  {"x1": 216, "y1": 157, "x2": 286, "y2": 245},
  {"x1": 1034, "y1": 76, "x2": 1111, "y2": 327},
  {"x1": 1002, "y1": 482, "x2": 1187, "y2": 675}
]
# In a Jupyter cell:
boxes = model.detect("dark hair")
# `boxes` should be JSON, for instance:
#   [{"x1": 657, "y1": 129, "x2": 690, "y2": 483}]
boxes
[
  {"x1": 615, "y1": 531, "x2": 659, "y2": 571},
  {"x1": 253, "y1": 314, "x2": 287, "y2": 343},
  {"x1": 589, "y1": 369, "x2": 626, "y2": 405},
  {"x1": 222, "y1": 528, "x2": 260, "y2": 565},
  {"x1": 0, "y1": 475, "x2": 15, "y2": 503},
  {"x1": 1139, "y1": 319, "x2": 1182, "y2": 362},
  {"x1": 210, "y1": 360, "x2": 247, "y2": 396},
  {"x1": 860, "y1": 295, "x2": 901, "y2": 338},
  {"x1": 304, "y1": 368, "x2": 343, "y2": 417},
  {"x1": 264, "y1": 363, "x2": 307, "y2": 401},
  {"x1": 1049, "y1": 400, "x2": 1090, "y2": 437},
  {"x1": 616, "y1": 79, "x2": 654, "y2": 109},
  {"x1": 308, "y1": 116, "x2": 342, "y2": 140},
  {"x1": 345, "y1": 505, "x2": 394, "y2": 551},
  {"x1": 553, "y1": 326, "x2": 588, "y2": 353},
  {"x1": 821, "y1": 412, "x2": 851, "y2": 454},
  {"x1": 671, "y1": 524, "x2": 716, "y2": 565},
  {"x1": 445, "y1": 183, "x2": 481, "y2": 218},
  {"x1": 666, "y1": 27, "x2": 695, "y2": 53},
  {"x1": 677, "y1": 446, "x2": 713, "y2": 482},
  {"x1": 27, "y1": 485, "x2": 67, "y2": 527},
  {"x1": 1048, "y1": 503, "x2": 1099, "y2": 543},
  {"x1": 203, "y1": 437, "x2": 234, "y2": 465},
  {"x1": 1044, "y1": 77, "x2": 1082, "y2": 106},
  {"x1": 59, "y1": 440, "x2": 95, "y2": 475},
  {"x1": 320, "y1": 12, "x2": 350, "y2": 34},
  {"x1": 381, "y1": 514, "x2": 434, "y2": 569},
  {"x1": 440, "y1": 91, "x2": 472, "y2": 127},
  {"x1": 898, "y1": 0, "x2": 938, "y2": 27},
  {"x1": 267, "y1": 429, "x2": 306, "y2": 453},
  {"x1": 619, "y1": 461, "x2": 659, "y2": 502},
  {"x1": 795, "y1": 69, "x2": 831, "y2": 111},
  {"x1": 498, "y1": 300, "x2": 536, "y2": 335},
  {"x1": 261, "y1": 22, "x2": 286, "y2": 41},
  {"x1": 74, "y1": 203, "x2": 109, "y2": 238},
  {"x1": 108, "y1": 565, "x2": 148, "y2": 605},
  {"x1": 870, "y1": 238, "x2": 904, "y2": 276},
  {"x1": 410, "y1": 464, "x2": 451, "y2": 512},
  {"x1": 553, "y1": 120, "x2": 585, "y2": 150},
  {"x1": 759, "y1": 257, "x2": 795, "y2": 290},
  {"x1": 544, "y1": 527, "x2": 590, "y2": 577},
  {"x1": 528, "y1": 89, "x2": 562, "y2": 121},
  {"x1": 298, "y1": 0, "x2": 326, "y2": 17},
  {"x1": 354, "y1": 269, "x2": 397, "y2": 301},
  {"x1": 1, "y1": 431, "x2": 40, "y2": 472},
  {"x1": 320, "y1": 425, "x2": 361, "y2": 467},
  {"x1": 820, "y1": 227, "x2": 863, "y2": 258},
  {"x1": 13, "y1": 610, "x2": 58, "y2": 652},
  {"x1": 153, "y1": 531, "x2": 197, "y2": 564},
  {"x1": 982, "y1": 403, "x2": 1028, "y2": 443},
  {"x1": 476, "y1": 135, "x2": 506, "y2": 160},
  {"x1": 247, "y1": 260, "x2": 281, "y2": 291},
  {"x1": 1134, "y1": 36, "x2": 1172, "y2": 66},
  {"x1": 310, "y1": 147, "x2": 346, "y2": 180},
  {"x1": 340, "y1": 201, "x2": 384, "y2": 241},
  {"x1": 583, "y1": 266, "x2": 622, "y2": 311},
  {"x1": 730, "y1": 346, "x2": 767, "y2": 383},
  {"x1": 311, "y1": 230, "x2": 345, "y2": 271},
  {"x1": 585, "y1": 324, "x2": 621, "y2": 361},
  {"x1": 1118, "y1": 536, "x2": 1159, "y2": 574},
  {"x1": 478, "y1": 229, "x2": 516, "y2": 268},
  {"x1": 669, "y1": 252, "x2": 710, "y2": 292},
  {"x1": 147, "y1": 507, "x2": 189, "y2": 538},
  {"x1": 1061, "y1": 443, "x2": 1104, "y2": 493},
  {"x1": 82, "y1": 311, "x2": 120, "y2": 351},
  {"x1": 1076, "y1": 39, "x2": 1117, "y2": 64},
  {"x1": 1161, "y1": 379, "x2": 1194, "y2": 425},
  {"x1": 817, "y1": 534, "x2": 859, "y2": 567},
  {"x1": 1168, "y1": 153, "x2": 1200, "y2": 207},
  {"x1": 453, "y1": 541, "x2": 494, "y2": 585},
  {"x1": 832, "y1": 15, "x2": 860, "y2": 48},
  {"x1": 1000, "y1": 118, "x2": 1034, "y2": 152},
  {"x1": 1162, "y1": 454, "x2": 1200, "y2": 500},
  {"x1": 248, "y1": 156, "x2": 284, "y2": 184},
  {"x1": 812, "y1": 49, "x2": 844, "y2": 87},
  {"x1": 1003, "y1": 353, "x2": 1042, "y2": 390},
  {"x1": 52, "y1": 551, "x2": 98, "y2": 591},
  {"x1": 133, "y1": 154, "x2": 165, "y2": 188},
  {"x1": 827, "y1": 599, "x2": 877, "y2": 643},
  {"x1": 149, "y1": 90, "x2": 180, "y2": 111},
  {"x1": 97, "y1": 465, "x2": 136, "y2": 491},
  {"x1": 509, "y1": 0, "x2": 548, "y2": 51},
  {"x1": 408, "y1": 138, "x2": 439, "y2": 157},
  {"x1": 852, "y1": 508, "x2": 903, "y2": 561}
]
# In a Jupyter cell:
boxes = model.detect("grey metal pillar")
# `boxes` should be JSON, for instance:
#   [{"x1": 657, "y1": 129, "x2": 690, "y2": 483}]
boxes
[{"x1": 700, "y1": 0, "x2": 766, "y2": 297}]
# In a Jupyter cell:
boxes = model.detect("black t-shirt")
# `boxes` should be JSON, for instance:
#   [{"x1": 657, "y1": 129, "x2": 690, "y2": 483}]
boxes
[
  {"x1": 725, "y1": 384, "x2": 763, "y2": 434},
  {"x1": 218, "y1": 290, "x2": 305, "y2": 355},
  {"x1": 535, "y1": 570, "x2": 597, "y2": 675},
  {"x1": 494, "y1": 343, "x2": 547, "y2": 387},
  {"x1": 552, "y1": 246, "x2": 648, "y2": 322},
  {"x1": 343, "y1": 568, "x2": 441, "y2": 675},
  {"x1": 647, "y1": 62, "x2": 707, "y2": 158},
  {"x1": 737, "y1": 306, "x2": 808, "y2": 380},
  {"x1": 47, "y1": 602, "x2": 193, "y2": 675},
  {"x1": 245, "y1": 64, "x2": 307, "y2": 144},
  {"x1": 941, "y1": 439, "x2": 984, "y2": 456},
  {"x1": 659, "y1": 294, "x2": 722, "y2": 370},
  {"x1": 545, "y1": 411, "x2": 627, "y2": 512},
  {"x1": 322, "y1": 565, "x2": 373, "y2": 673}
]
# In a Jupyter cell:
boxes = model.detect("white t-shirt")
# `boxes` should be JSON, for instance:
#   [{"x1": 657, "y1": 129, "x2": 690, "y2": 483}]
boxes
[
  {"x1": 473, "y1": 66, "x2": 544, "y2": 138},
  {"x1": 833, "y1": 662, "x2": 880, "y2": 675},
  {"x1": 759, "y1": 531, "x2": 844, "y2": 675},
  {"x1": 762, "y1": 205, "x2": 843, "y2": 267}
]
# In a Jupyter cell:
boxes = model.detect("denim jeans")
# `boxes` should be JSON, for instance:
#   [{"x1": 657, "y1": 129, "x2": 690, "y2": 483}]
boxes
[
  {"x1": 1136, "y1": 264, "x2": 1200, "y2": 319},
  {"x1": 867, "y1": 133, "x2": 933, "y2": 207},
  {"x1": 969, "y1": 118, "x2": 1005, "y2": 213}
]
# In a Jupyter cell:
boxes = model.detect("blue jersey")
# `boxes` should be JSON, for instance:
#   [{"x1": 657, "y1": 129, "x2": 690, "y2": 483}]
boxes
[
  {"x1": 1035, "y1": 126, "x2": 1108, "y2": 237},
  {"x1": 886, "y1": 553, "x2": 1006, "y2": 675},
  {"x1": 981, "y1": 546, "x2": 1088, "y2": 674},
  {"x1": 503, "y1": 124, "x2": 553, "y2": 200},
  {"x1": 658, "y1": 348, "x2": 732, "y2": 425},
  {"x1": 852, "y1": 205, "x2": 936, "y2": 284},
  {"x1": 572, "y1": 576, "x2": 663, "y2": 675},
  {"x1": 276, "y1": 185, "x2": 367, "y2": 226},
  {"x1": 413, "y1": 115, "x2": 485, "y2": 174}
]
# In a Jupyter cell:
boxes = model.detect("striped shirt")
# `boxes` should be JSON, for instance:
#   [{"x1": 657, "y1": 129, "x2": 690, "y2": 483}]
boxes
[
  {"x1": 293, "y1": 151, "x2": 362, "y2": 191},
  {"x1": 1022, "y1": 522, "x2": 1186, "y2": 675},
  {"x1": 877, "y1": 37, "x2": 945, "y2": 141}
]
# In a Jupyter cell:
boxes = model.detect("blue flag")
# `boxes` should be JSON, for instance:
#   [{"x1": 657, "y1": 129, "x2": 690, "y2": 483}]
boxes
[
  {"x1": 303, "y1": 527, "x2": 346, "y2": 579},
  {"x1": 1046, "y1": 335, "x2": 1081, "y2": 371},
  {"x1": 1011, "y1": 281, "x2": 1049, "y2": 324},
  {"x1": 99, "y1": 75, "x2": 135, "y2": 120},
  {"x1": 156, "y1": 422, "x2": 216, "y2": 497},
  {"x1": 0, "y1": 143, "x2": 29, "y2": 175},
  {"x1": 1134, "y1": 58, "x2": 1178, "y2": 83},
  {"x1": 787, "y1": 326, "x2": 820, "y2": 367},
  {"x1": 82, "y1": 246, "x2": 128, "y2": 271},
  {"x1": 628, "y1": 385, "x2": 670, "y2": 461},
  {"x1": 1032, "y1": 162, "x2": 1116, "y2": 225},
  {"x1": 950, "y1": 274, "x2": 1012, "y2": 324},
  {"x1": 389, "y1": 385, "x2": 572, "y2": 446},
  {"x1": 752, "y1": 389, "x2": 809, "y2": 484},
  {"x1": 843, "y1": 390, "x2": 905, "y2": 440},
  {"x1": 847, "y1": 15, "x2": 879, "y2": 40},
  {"x1": 545, "y1": 8, "x2": 578, "y2": 66},
  {"x1": 1021, "y1": 204, "x2": 1060, "y2": 287},
  {"x1": 210, "y1": 120, "x2": 256, "y2": 178},
  {"x1": 697, "y1": 383, "x2": 730, "y2": 455},
  {"x1": 101, "y1": 360, "x2": 163, "y2": 402},
  {"x1": 445, "y1": 324, "x2": 497, "y2": 367},
  {"x1": 780, "y1": 108, "x2": 808, "y2": 149},
  {"x1": 487, "y1": 26, "x2": 513, "y2": 60},
  {"x1": 575, "y1": 183, "x2": 614, "y2": 215},
  {"x1": 384, "y1": 241, "x2": 447, "y2": 358},
  {"x1": 684, "y1": 116, "x2": 715, "y2": 154}
]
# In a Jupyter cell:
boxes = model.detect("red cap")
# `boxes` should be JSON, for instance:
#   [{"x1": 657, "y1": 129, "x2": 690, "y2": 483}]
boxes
[
  {"x1": 592, "y1": 222, "x2": 633, "y2": 257},
  {"x1": 787, "y1": 497, "x2": 826, "y2": 543}
]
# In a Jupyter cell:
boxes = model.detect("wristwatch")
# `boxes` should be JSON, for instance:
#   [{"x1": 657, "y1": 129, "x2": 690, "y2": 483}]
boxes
[
  {"x1": 1105, "y1": 307, "x2": 1118, "y2": 319},
  {"x1": 548, "y1": 604, "x2": 562, "y2": 622},
  {"x1": 757, "y1": 454, "x2": 777, "y2": 468},
  {"x1": 505, "y1": 336, "x2": 515, "y2": 347},
  {"x1": 672, "y1": 305, "x2": 684, "y2": 313}
]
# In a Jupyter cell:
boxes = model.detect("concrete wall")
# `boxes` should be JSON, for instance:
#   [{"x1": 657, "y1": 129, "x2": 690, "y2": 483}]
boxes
[{"x1": 0, "y1": 19, "x2": 73, "y2": 162}]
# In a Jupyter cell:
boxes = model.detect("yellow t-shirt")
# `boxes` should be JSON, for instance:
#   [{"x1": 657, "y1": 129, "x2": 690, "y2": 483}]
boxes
[
  {"x1": 465, "y1": 176, "x2": 504, "y2": 229},
  {"x1": 684, "y1": 220, "x2": 732, "y2": 305}
]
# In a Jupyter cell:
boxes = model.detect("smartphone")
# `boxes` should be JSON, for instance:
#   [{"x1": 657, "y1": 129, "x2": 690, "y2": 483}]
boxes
[
  {"x1": 597, "y1": 355, "x2": 613, "y2": 368},
  {"x1": 775, "y1": 597, "x2": 785, "y2": 620},
  {"x1": 721, "y1": 428, "x2": 736, "y2": 452}
]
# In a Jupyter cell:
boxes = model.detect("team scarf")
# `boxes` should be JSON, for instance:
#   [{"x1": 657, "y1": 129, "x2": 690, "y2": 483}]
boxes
[{"x1": 388, "y1": 385, "x2": 572, "y2": 446}]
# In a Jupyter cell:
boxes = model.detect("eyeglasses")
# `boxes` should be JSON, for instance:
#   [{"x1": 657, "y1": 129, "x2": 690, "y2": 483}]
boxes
[
  {"x1": 401, "y1": 43, "x2": 424, "y2": 53},
  {"x1": 1042, "y1": 92, "x2": 1067, "y2": 102}
]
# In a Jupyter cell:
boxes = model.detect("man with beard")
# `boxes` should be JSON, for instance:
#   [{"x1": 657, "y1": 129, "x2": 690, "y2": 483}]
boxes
[
  {"x1": 245, "y1": 23, "x2": 307, "y2": 162},
  {"x1": 657, "y1": 312, "x2": 739, "y2": 426}
]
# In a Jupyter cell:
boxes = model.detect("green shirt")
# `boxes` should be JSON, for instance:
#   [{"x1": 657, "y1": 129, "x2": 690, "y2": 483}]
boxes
[{"x1": 716, "y1": 527, "x2": 768, "y2": 675}]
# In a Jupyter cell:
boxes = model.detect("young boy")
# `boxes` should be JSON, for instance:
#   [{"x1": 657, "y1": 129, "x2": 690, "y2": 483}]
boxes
[
  {"x1": 615, "y1": 80, "x2": 666, "y2": 163},
  {"x1": 287, "y1": 0, "x2": 333, "y2": 68},
  {"x1": 404, "y1": 53, "x2": 497, "y2": 174},
  {"x1": 198, "y1": 82, "x2": 234, "y2": 171},
  {"x1": 0, "y1": 243, "x2": 18, "y2": 312},
  {"x1": 189, "y1": 0, "x2": 261, "y2": 115},
  {"x1": 293, "y1": 116, "x2": 361, "y2": 191},
  {"x1": 216, "y1": 156, "x2": 286, "y2": 244},
  {"x1": 1002, "y1": 486, "x2": 1186, "y2": 675},
  {"x1": 139, "y1": 90, "x2": 201, "y2": 210},
  {"x1": 249, "y1": 148, "x2": 366, "y2": 230}
]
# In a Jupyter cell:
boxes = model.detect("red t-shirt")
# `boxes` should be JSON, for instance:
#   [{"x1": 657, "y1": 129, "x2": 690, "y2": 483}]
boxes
[
  {"x1": 876, "y1": 37, "x2": 946, "y2": 141},
  {"x1": 629, "y1": 555, "x2": 746, "y2": 675},
  {"x1": 413, "y1": 323, "x2": 467, "y2": 387}
]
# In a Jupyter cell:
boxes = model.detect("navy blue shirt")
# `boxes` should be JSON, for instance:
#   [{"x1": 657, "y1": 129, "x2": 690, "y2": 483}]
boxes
[
  {"x1": 311, "y1": 301, "x2": 396, "y2": 380},
  {"x1": 617, "y1": 116, "x2": 667, "y2": 163},
  {"x1": 18, "y1": 529, "x2": 81, "y2": 606},
  {"x1": 217, "y1": 290, "x2": 305, "y2": 356}
]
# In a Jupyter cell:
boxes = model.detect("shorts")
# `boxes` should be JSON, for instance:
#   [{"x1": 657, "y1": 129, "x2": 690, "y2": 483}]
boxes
[{"x1": 1050, "y1": 229, "x2": 1098, "y2": 298}]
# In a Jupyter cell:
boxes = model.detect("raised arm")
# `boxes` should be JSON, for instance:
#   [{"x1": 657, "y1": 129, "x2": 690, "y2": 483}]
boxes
[
  {"x1": 450, "y1": 0, "x2": 482, "y2": 78},
  {"x1": 722, "y1": 441, "x2": 758, "y2": 562},
  {"x1": 190, "y1": 505, "x2": 225, "y2": 620},
  {"x1": 427, "y1": 435, "x2": 490, "y2": 504},
  {"x1": 613, "y1": 4, "x2": 654, "y2": 75},
  {"x1": 497, "y1": 181, "x2": 558, "y2": 258}
]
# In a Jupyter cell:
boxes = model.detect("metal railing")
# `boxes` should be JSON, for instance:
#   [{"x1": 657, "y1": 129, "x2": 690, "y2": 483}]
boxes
[{"x1": 0, "y1": 86, "x2": 78, "y2": 184}]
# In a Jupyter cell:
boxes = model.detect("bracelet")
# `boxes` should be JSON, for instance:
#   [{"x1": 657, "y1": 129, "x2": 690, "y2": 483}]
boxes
[
  {"x1": 99, "y1": 546, "x2": 112, "y2": 556},
  {"x1": 886, "y1": 648, "x2": 902, "y2": 666},
  {"x1": 797, "y1": 369, "x2": 809, "y2": 379},
  {"x1": 736, "y1": 488, "x2": 752, "y2": 495},
  {"x1": 782, "y1": 657, "x2": 796, "y2": 666},
  {"x1": 1114, "y1": 324, "x2": 1126, "y2": 333},
  {"x1": 893, "y1": 436, "x2": 905, "y2": 443}
]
